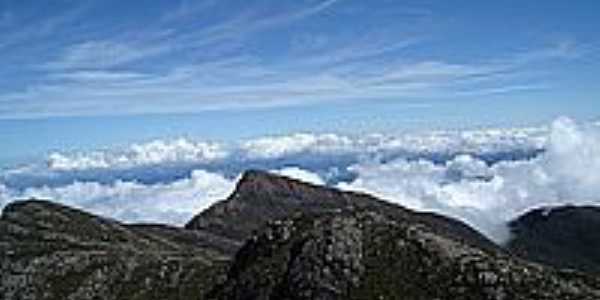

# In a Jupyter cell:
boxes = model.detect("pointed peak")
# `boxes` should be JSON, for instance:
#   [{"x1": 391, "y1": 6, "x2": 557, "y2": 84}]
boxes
[
  {"x1": 238, "y1": 169, "x2": 275, "y2": 182},
  {"x1": 232, "y1": 169, "x2": 322, "y2": 199},
  {"x1": 235, "y1": 169, "x2": 291, "y2": 193}
]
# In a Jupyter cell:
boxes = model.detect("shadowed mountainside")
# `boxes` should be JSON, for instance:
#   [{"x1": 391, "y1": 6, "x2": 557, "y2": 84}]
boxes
[{"x1": 508, "y1": 206, "x2": 600, "y2": 274}]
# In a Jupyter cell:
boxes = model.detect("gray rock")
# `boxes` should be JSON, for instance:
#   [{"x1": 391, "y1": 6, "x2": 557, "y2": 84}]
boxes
[
  {"x1": 0, "y1": 200, "x2": 230, "y2": 300},
  {"x1": 210, "y1": 210, "x2": 600, "y2": 300}
]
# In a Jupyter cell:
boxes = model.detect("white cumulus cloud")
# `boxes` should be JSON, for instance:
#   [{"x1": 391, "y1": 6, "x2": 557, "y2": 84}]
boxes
[
  {"x1": 240, "y1": 133, "x2": 355, "y2": 160},
  {"x1": 1, "y1": 169, "x2": 235, "y2": 225},
  {"x1": 271, "y1": 167, "x2": 325, "y2": 185},
  {"x1": 338, "y1": 117, "x2": 600, "y2": 243},
  {"x1": 47, "y1": 138, "x2": 228, "y2": 171}
]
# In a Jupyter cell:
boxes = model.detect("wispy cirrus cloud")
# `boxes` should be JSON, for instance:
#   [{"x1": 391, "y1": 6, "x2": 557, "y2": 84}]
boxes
[
  {"x1": 42, "y1": 41, "x2": 170, "y2": 71},
  {"x1": 35, "y1": 1, "x2": 342, "y2": 72},
  {"x1": 0, "y1": 11, "x2": 13, "y2": 27},
  {"x1": 0, "y1": 3, "x2": 90, "y2": 51},
  {"x1": 0, "y1": 1, "x2": 589, "y2": 119}
]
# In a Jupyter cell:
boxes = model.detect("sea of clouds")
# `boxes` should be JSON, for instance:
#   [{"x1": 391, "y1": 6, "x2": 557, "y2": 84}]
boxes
[{"x1": 1, "y1": 117, "x2": 599, "y2": 243}]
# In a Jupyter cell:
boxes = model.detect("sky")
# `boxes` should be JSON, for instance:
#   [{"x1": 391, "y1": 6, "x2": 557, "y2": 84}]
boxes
[
  {"x1": 0, "y1": 1, "x2": 599, "y2": 241},
  {"x1": 1, "y1": 0, "x2": 599, "y2": 163}
]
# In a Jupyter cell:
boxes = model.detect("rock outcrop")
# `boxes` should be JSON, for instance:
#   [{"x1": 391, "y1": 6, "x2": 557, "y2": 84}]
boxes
[{"x1": 210, "y1": 209, "x2": 600, "y2": 299}]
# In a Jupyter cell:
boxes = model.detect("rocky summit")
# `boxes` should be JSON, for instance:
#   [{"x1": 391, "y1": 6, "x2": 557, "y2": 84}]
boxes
[
  {"x1": 1, "y1": 170, "x2": 600, "y2": 299},
  {"x1": 210, "y1": 210, "x2": 600, "y2": 300}
]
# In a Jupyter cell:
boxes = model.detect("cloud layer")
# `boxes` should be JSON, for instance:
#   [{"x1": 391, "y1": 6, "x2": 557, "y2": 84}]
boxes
[
  {"x1": 339, "y1": 117, "x2": 600, "y2": 241},
  {"x1": 0, "y1": 170, "x2": 235, "y2": 225},
  {"x1": 1, "y1": 117, "x2": 599, "y2": 243}
]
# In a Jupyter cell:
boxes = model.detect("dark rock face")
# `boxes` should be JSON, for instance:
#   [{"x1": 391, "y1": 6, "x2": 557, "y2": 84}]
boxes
[
  {"x1": 508, "y1": 206, "x2": 600, "y2": 274},
  {"x1": 0, "y1": 200, "x2": 231, "y2": 300},
  {"x1": 210, "y1": 210, "x2": 600, "y2": 300}
]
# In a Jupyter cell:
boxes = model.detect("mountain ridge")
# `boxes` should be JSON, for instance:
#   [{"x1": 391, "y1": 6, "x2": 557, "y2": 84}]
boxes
[{"x1": 1, "y1": 170, "x2": 600, "y2": 299}]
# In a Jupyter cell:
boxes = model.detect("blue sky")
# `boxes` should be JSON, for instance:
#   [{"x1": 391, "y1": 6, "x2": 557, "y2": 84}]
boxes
[{"x1": 1, "y1": 0, "x2": 599, "y2": 165}]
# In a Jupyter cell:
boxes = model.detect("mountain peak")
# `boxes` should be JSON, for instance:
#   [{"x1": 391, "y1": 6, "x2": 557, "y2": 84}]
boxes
[
  {"x1": 186, "y1": 169, "x2": 502, "y2": 255},
  {"x1": 232, "y1": 169, "x2": 331, "y2": 201},
  {"x1": 238, "y1": 169, "x2": 273, "y2": 180},
  {"x1": 185, "y1": 169, "x2": 348, "y2": 240},
  {"x1": 234, "y1": 169, "x2": 281, "y2": 192}
]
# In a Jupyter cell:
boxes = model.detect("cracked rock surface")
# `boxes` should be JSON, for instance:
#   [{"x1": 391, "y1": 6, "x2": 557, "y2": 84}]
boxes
[
  {"x1": 211, "y1": 209, "x2": 600, "y2": 300},
  {"x1": 0, "y1": 200, "x2": 230, "y2": 300}
]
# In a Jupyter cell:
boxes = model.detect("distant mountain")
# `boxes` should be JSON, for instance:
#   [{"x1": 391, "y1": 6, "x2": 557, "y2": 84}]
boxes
[
  {"x1": 1, "y1": 170, "x2": 599, "y2": 299},
  {"x1": 508, "y1": 205, "x2": 600, "y2": 274},
  {"x1": 186, "y1": 170, "x2": 501, "y2": 254}
]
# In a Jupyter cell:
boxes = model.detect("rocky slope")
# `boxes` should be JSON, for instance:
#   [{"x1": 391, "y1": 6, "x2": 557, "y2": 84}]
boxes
[
  {"x1": 1, "y1": 170, "x2": 599, "y2": 299},
  {"x1": 210, "y1": 209, "x2": 600, "y2": 299},
  {"x1": 508, "y1": 206, "x2": 600, "y2": 274},
  {"x1": 0, "y1": 200, "x2": 232, "y2": 300}
]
